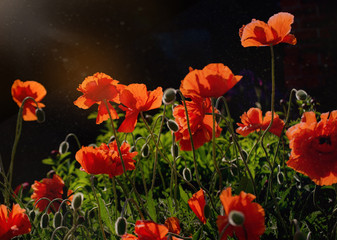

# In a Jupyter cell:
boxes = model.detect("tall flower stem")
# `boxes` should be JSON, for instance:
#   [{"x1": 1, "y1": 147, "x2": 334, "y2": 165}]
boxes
[
  {"x1": 6, "y1": 97, "x2": 40, "y2": 204},
  {"x1": 90, "y1": 176, "x2": 107, "y2": 240},
  {"x1": 103, "y1": 100, "x2": 144, "y2": 208},
  {"x1": 211, "y1": 98, "x2": 222, "y2": 191},
  {"x1": 150, "y1": 105, "x2": 167, "y2": 192}
]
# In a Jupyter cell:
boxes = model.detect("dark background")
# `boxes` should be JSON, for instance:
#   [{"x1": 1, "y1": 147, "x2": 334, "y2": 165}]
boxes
[{"x1": 1, "y1": 0, "x2": 336, "y2": 187}]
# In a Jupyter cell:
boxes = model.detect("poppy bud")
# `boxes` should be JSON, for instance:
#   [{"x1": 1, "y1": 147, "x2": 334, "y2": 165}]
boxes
[
  {"x1": 182, "y1": 168, "x2": 192, "y2": 182},
  {"x1": 171, "y1": 144, "x2": 179, "y2": 157},
  {"x1": 72, "y1": 193, "x2": 84, "y2": 210},
  {"x1": 40, "y1": 213, "x2": 49, "y2": 229},
  {"x1": 59, "y1": 141, "x2": 69, "y2": 154},
  {"x1": 115, "y1": 217, "x2": 127, "y2": 236},
  {"x1": 228, "y1": 210, "x2": 245, "y2": 227},
  {"x1": 203, "y1": 204, "x2": 211, "y2": 219},
  {"x1": 141, "y1": 144, "x2": 150, "y2": 158},
  {"x1": 77, "y1": 215, "x2": 85, "y2": 225},
  {"x1": 53, "y1": 211, "x2": 63, "y2": 228},
  {"x1": 35, "y1": 108, "x2": 45, "y2": 123},
  {"x1": 296, "y1": 90, "x2": 308, "y2": 101},
  {"x1": 130, "y1": 146, "x2": 136, "y2": 153},
  {"x1": 163, "y1": 88, "x2": 176, "y2": 105},
  {"x1": 166, "y1": 119, "x2": 179, "y2": 132},
  {"x1": 29, "y1": 210, "x2": 36, "y2": 221}
]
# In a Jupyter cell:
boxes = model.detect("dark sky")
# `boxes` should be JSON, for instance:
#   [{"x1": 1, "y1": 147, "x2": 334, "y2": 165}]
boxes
[{"x1": 0, "y1": 0, "x2": 303, "y2": 186}]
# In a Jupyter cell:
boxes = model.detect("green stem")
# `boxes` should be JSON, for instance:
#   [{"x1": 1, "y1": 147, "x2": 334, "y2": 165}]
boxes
[
  {"x1": 90, "y1": 176, "x2": 107, "y2": 240},
  {"x1": 211, "y1": 98, "x2": 222, "y2": 191},
  {"x1": 112, "y1": 177, "x2": 118, "y2": 220}
]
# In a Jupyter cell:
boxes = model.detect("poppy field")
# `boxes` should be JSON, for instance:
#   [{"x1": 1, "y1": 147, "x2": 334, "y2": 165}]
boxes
[{"x1": 1, "y1": 12, "x2": 337, "y2": 240}]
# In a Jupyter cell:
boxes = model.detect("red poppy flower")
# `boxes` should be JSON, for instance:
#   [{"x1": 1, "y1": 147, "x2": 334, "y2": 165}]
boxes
[
  {"x1": 31, "y1": 174, "x2": 73, "y2": 212},
  {"x1": 217, "y1": 187, "x2": 265, "y2": 240},
  {"x1": 236, "y1": 108, "x2": 285, "y2": 137},
  {"x1": 11, "y1": 80, "x2": 47, "y2": 121},
  {"x1": 173, "y1": 97, "x2": 222, "y2": 151},
  {"x1": 75, "y1": 140, "x2": 137, "y2": 178},
  {"x1": 0, "y1": 204, "x2": 31, "y2": 240},
  {"x1": 121, "y1": 220, "x2": 168, "y2": 240},
  {"x1": 118, "y1": 84, "x2": 163, "y2": 133},
  {"x1": 74, "y1": 72, "x2": 125, "y2": 124},
  {"x1": 286, "y1": 111, "x2": 337, "y2": 185},
  {"x1": 180, "y1": 63, "x2": 242, "y2": 99},
  {"x1": 239, "y1": 12, "x2": 297, "y2": 47},
  {"x1": 188, "y1": 189, "x2": 206, "y2": 224},
  {"x1": 164, "y1": 217, "x2": 181, "y2": 234}
]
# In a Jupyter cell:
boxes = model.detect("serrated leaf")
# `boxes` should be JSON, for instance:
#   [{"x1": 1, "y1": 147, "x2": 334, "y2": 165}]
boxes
[
  {"x1": 146, "y1": 190, "x2": 157, "y2": 222},
  {"x1": 97, "y1": 197, "x2": 114, "y2": 234}
]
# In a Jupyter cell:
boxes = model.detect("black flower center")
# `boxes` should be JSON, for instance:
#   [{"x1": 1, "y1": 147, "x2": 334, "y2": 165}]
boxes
[{"x1": 318, "y1": 136, "x2": 331, "y2": 145}]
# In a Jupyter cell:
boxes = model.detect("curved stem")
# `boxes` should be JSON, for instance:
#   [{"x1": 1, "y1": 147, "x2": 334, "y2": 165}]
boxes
[{"x1": 65, "y1": 133, "x2": 82, "y2": 149}]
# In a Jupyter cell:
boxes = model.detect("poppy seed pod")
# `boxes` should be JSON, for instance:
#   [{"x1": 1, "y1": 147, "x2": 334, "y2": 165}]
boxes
[
  {"x1": 228, "y1": 210, "x2": 245, "y2": 227},
  {"x1": 163, "y1": 88, "x2": 176, "y2": 105},
  {"x1": 35, "y1": 108, "x2": 45, "y2": 123},
  {"x1": 293, "y1": 231, "x2": 307, "y2": 240},
  {"x1": 141, "y1": 144, "x2": 150, "y2": 158},
  {"x1": 115, "y1": 217, "x2": 127, "y2": 236},
  {"x1": 203, "y1": 204, "x2": 211, "y2": 219},
  {"x1": 182, "y1": 168, "x2": 192, "y2": 182},
  {"x1": 296, "y1": 90, "x2": 308, "y2": 101},
  {"x1": 59, "y1": 141, "x2": 69, "y2": 155},
  {"x1": 166, "y1": 119, "x2": 179, "y2": 132},
  {"x1": 72, "y1": 193, "x2": 84, "y2": 210},
  {"x1": 40, "y1": 213, "x2": 50, "y2": 229},
  {"x1": 29, "y1": 210, "x2": 36, "y2": 221},
  {"x1": 53, "y1": 211, "x2": 63, "y2": 228}
]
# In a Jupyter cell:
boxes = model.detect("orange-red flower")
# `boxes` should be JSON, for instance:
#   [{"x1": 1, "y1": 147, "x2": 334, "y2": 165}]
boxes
[
  {"x1": 173, "y1": 97, "x2": 222, "y2": 151},
  {"x1": 121, "y1": 220, "x2": 168, "y2": 240},
  {"x1": 75, "y1": 140, "x2": 137, "y2": 178},
  {"x1": 74, "y1": 72, "x2": 124, "y2": 124},
  {"x1": 31, "y1": 174, "x2": 72, "y2": 212},
  {"x1": 180, "y1": 63, "x2": 242, "y2": 99},
  {"x1": 164, "y1": 217, "x2": 181, "y2": 234},
  {"x1": 286, "y1": 111, "x2": 337, "y2": 185},
  {"x1": 118, "y1": 84, "x2": 163, "y2": 133},
  {"x1": 188, "y1": 189, "x2": 206, "y2": 224},
  {"x1": 11, "y1": 80, "x2": 47, "y2": 121},
  {"x1": 217, "y1": 187, "x2": 265, "y2": 240},
  {"x1": 239, "y1": 12, "x2": 297, "y2": 47},
  {"x1": 0, "y1": 204, "x2": 31, "y2": 240},
  {"x1": 236, "y1": 108, "x2": 285, "y2": 137}
]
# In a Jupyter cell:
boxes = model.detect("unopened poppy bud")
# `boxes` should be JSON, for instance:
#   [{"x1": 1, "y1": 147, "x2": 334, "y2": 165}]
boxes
[
  {"x1": 59, "y1": 141, "x2": 69, "y2": 154},
  {"x1": 171, "y1": 144, "x2": 179, "y2": 157},
  {"x1": 72, "y1": 193, "x2": 84, "y2": 210},
  {"x1": 29, "y1": 210, "x2": 36, "y2": 221},
  {"x1": 40, "y1": 213, "x2": 49, "y2": 229},
  {"x1": 163, "y1": 88, "x2": 176, "y2": 105},
  {"x1": 53, "y1": 211, "x2": 63, "y2": 228},
  {"x1": 167, "y1": 119, "x2": 179, "y2": 132},
  {"x1": 293, "y1": 231, "x2": 306, "y2": 240},
  {"x1": 141, "y1": 144, "x2": 150, "y2": 158},
  {"x1": 115, "y1": 217, "x2": 127, "y2": 236},
  {"x1": 182, "y1": 167, "x2": 192, "y2": 182},
  {"x1": 228, "y1": 210, "x2": 245, "y2": 227},
  {"x1": 203, "y1": 204, "x2": 211, "y2": 219},
  {"x1": 296, "y1": 90, "x2": 308, "y2": 101},
  {"x1": 35, "y1": 108, "x2": 45, "y2": 123}
]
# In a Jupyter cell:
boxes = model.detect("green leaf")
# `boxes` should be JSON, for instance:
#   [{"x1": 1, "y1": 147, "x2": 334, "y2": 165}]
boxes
[
  {"x1": 41, "y1": 158, "x2": 54, "y2": 165},
  {"x1": 192, "y1": 226, "x2": 202, "y2": 240},
  {"x1": 179, "y1": 185, "x2": 189, "y2": 204},
  {"x1": 146, "y1": 190, "x2": 157, "y2": 222},
  {"x1": 237, "y1": 176, "x2": 254, "y2": 194},
  {"x1": 97, "y1": 197, "x2": 114, "y2": 234}
]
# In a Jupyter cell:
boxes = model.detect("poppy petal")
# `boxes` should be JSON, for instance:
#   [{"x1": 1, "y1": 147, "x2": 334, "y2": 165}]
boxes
[{"x1": 96, "y1": 102, "x2": 119, "y2": 124}]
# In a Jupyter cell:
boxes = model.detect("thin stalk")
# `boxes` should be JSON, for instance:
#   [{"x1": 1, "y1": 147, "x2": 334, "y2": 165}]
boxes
[
  {"x1": 112, "y1": 177, "x2": 118, "y2": 220},
  {"x1": 150, "y1": 105, "x2": 167, "y2": 192},
  {"x1": 211, "y1": 98, "x2": 222, "y2": 191},
  {"x1": 90, "y1": 176, "x2": 107, "y2": 240},
  {"x1": 65, "y1": 133, "x2": 82, "y2": 149}
]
